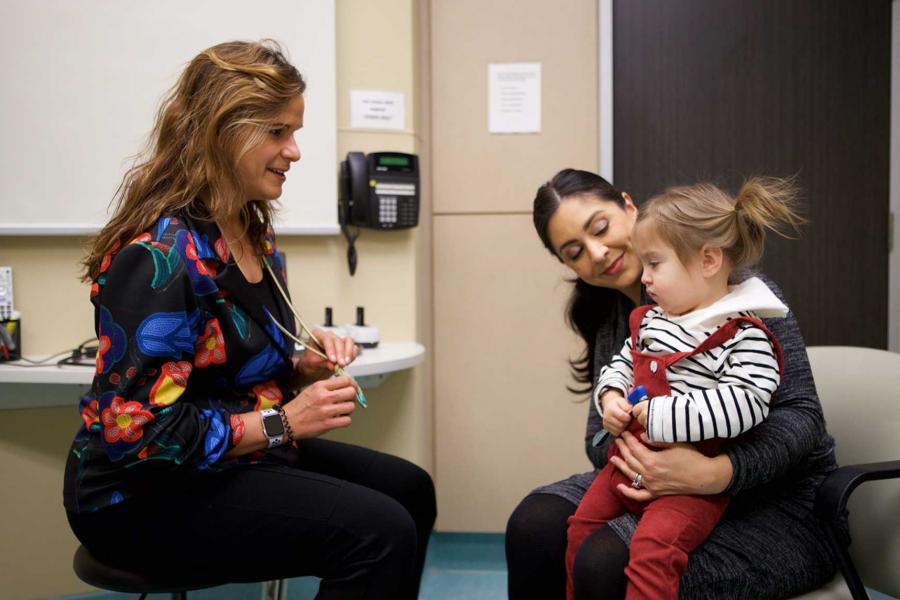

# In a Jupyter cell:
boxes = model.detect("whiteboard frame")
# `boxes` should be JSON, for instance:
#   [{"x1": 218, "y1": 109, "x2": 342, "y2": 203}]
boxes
[{"x1": 0, "y1": 223, "x2": 340, "y2": 236}]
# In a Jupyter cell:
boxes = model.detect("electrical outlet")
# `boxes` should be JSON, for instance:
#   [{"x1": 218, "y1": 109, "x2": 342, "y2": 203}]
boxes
[{"x1": 0, "y1": 266, "x2": 13, "y2": 320}]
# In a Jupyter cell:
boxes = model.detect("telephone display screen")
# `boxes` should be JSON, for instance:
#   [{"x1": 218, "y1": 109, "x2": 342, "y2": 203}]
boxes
[{"x1": 378, "y1": 155, "x2": 410, "y2": 167}]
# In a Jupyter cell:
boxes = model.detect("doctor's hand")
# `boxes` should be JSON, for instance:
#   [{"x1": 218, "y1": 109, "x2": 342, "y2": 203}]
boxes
[
  {"x1": 284, "y1": 376, "x2": 358, "y2": 439},
  {"x1": 295, "y1": 329, "x2": 359, "y2": 383}
]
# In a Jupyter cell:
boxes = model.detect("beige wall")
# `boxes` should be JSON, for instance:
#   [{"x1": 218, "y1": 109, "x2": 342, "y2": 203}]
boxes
[
  {"x1": 0, "y1": 1, "x2": 428, "y2": 597},
  {"x1": 431, "y1": 0, "x2": 600, "y2": 531}
]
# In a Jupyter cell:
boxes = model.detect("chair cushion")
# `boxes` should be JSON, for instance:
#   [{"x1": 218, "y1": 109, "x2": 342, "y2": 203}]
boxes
[
  {"x1": 807, "y1": 346, "x2": 900, "y2": 598},
  {"x1": 789, "y1": 574, "x2": 850, "y2": 600},
  {"x1": 73, "y1": 544, "x2": 220, "y2": 593}
]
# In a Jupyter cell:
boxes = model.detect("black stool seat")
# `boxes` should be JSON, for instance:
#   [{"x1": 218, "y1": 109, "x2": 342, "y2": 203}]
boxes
[{"x1": 73, "y1": 544, "x2": 221, "y2": 595}]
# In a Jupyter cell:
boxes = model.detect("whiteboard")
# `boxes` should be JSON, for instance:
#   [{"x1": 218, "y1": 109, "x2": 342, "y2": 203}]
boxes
[{"x1": 0, "y1": 0, "x2": 338, "y2": 235}]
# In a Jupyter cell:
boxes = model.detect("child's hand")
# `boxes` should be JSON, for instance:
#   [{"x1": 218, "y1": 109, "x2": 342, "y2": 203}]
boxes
[
  {"x1": 601, "y1": 390, "x2": 632, "y2": 436},
  {"x1": 632, "y1": 400, "x2": 648, "y2": 428}
]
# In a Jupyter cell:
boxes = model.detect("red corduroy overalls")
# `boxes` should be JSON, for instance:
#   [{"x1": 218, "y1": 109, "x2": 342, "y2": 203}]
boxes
[{"x1": 565, "y1": 305, "x2": 784, "y2": 600}]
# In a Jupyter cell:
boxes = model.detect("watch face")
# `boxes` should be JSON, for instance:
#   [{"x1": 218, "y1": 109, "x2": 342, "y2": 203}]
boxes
[{"x1": 263, "y1": 413, "x2": 285, "y2": 437}]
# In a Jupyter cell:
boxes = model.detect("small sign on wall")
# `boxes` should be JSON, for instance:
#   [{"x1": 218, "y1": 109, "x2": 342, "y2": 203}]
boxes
[
  {"x1": 488, "y1": 62, "x2": 541, "y2": 134},
  {"x1": 350, "y1": 90, "x2": 406, "y2": 130}
]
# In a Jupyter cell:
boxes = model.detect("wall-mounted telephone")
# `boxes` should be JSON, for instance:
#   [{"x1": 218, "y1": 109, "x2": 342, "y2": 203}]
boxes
[
  {"x1": 339, "y1": 151, "x2": 420, "y2": 275},
  {"x1": 340, "y1": 152, "x2": 420, "y2": 230}
]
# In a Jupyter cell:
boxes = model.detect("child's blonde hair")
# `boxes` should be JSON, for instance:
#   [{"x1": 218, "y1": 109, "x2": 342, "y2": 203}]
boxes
[{"x1": 635, "y1": 176, "x2": 804, "y2": 270}]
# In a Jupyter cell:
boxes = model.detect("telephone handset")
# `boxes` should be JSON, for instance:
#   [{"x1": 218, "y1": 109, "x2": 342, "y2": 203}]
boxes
[{"x1": 339, "y1": 151, "x2": 420, "y2": 274}]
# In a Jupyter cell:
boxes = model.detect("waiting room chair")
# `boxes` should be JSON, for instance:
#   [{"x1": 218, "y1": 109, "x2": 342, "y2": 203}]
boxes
[{"x1": 791, "y1": 346, "x2": 900, "y2": 600}]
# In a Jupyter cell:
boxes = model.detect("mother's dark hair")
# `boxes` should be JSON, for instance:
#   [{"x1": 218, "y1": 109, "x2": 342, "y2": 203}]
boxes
[{"x1": 533, "y1": 168, "x2": 628, "y2": 393}]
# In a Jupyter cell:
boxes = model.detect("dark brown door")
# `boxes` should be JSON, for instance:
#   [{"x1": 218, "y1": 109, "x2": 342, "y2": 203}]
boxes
[{"x1": 613, "y1": 0, "x2": 890, "y2": 347}]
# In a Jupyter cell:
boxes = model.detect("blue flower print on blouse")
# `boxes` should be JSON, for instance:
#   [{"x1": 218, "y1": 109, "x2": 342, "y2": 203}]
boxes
[
  {"x1": 136, "y1": 309, "x2": 202, "y2": 359},
  {"x1": 189, "y1": 230, "x2": 217, "y2": 261},
  {"x1": 234, "y1": 307, "x2": 290, "y2": 387},
  {"x1": 156, "y1": 217, "x2": 174, "y2": 240},
  {"x1": 197, "y1": 407, "x2": 230, "y2": 469},
  {"x1": 97, "y1": 306, "x2": 127, "y2": 374},
  {"x1": 263, "y1": 306, "x2": 292, "y2": 356},
  {"x1": 174, "y1": 230, "x2": 218, "y2": 296},
  {"x1": 235, "y1": 345, "x2": 286, "y2": 387}
]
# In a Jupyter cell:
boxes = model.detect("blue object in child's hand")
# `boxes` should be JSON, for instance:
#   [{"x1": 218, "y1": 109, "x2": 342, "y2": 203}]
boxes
[
  {"x1": 593, "y1": 386, "x2": 647, "y2": 447},
  {"x1": 627, "y1": 385, "x2": 648, "y2": 405}
]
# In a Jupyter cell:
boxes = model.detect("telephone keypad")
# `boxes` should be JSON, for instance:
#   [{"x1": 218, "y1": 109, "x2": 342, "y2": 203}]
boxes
[{"x1": 378, "y1": 196, "x2": 398, "y2": 224}]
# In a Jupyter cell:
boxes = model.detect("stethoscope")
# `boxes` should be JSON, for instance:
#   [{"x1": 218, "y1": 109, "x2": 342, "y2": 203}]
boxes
[{"x1": 261, "y1": 258, "x2": 367, "y2": 408}]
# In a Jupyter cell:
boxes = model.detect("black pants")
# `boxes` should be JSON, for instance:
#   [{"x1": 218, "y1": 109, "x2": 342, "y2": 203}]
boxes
[
  {"x1": 506, "y1": 493, "x2": 629, "y2": 600},
  {"x1": 67, "y1": 438, "x2": 436, "y2": 599}
]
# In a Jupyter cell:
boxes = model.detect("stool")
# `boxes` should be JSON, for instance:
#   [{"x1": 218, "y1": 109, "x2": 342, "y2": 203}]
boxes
[{"x1": 73, "y1": 544, "x2": 286, "y2": 599}]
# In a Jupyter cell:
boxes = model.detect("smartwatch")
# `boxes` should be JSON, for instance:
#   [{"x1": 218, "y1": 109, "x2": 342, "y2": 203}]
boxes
[{"x1": 260, "y1": 408, "x2": 286, "y2": 448}]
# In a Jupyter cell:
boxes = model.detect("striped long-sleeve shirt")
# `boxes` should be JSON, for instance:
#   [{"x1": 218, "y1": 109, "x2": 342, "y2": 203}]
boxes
[{"x1": 594, "y1": 277, "x2": 786, "y2": 444}]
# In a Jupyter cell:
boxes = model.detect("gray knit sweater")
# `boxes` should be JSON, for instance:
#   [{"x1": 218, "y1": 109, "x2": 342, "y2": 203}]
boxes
[{"x1": 532, "y1": 272, "x2": 838, "y2": 598}]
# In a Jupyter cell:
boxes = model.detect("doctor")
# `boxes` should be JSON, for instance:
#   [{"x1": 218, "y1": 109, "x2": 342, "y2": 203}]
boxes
[{"x1": 64, "y1": 40, "x2": 435, "y2": 599}]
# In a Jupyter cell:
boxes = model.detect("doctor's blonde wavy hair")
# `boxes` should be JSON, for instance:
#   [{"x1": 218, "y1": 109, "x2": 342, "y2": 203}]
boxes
[{"x1": 82, "y1": 40, "x2": 305, "y2": 281}]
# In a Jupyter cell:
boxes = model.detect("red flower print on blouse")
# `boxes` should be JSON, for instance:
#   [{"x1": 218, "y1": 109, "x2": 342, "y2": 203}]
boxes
[
  {"x1": 81, "y1": 398, "x2": 100, "y2": 429},
  {"x1": 137, "y1": 444, "x2": 160, "y2": 460},
  {"x1": 215, "y1": 237, "x2": 230, "y2": 263},
  {"x1": 95, "y1": 335, "x2": 110, "y2": 374},
  {"x1": 195, "y1": 319, "x2": 226, "y2": 368},
  {"x1": 101, "y1": 397, "x2": 154, "y2": 444},
  {"x1": 149, "y1": 361, "x2": 193, "y2": 406},
  {"x1": 184, "y1": 234, "x2": 210, "y2": 276},
  {"x1": 200, "y1": 260, "x2": 218, "y2": 277},
  {"x1": 99, "y1": 254, "x2": 113, "y2": 274},
  {"x1": 253, "y1": 380, "x2": 283, "y2": 411},
  {"x1": 130, "y1": 232, "x2": 152, "y2": 244},
  {"x1": 99, "y1": 240, "x2": 122, "y2": 274}
]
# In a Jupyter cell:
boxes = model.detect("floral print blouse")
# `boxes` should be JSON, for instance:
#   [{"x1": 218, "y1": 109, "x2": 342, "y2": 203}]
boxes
[{"x1": 64, "y1": 214, "x2": 297, "y2": 514}]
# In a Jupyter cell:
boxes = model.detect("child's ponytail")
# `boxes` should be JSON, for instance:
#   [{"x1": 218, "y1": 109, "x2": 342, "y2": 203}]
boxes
[
  {"x1": 731, "y1": 176, "x2": 804, "y2": 269},
  {"x1": 635, "y1": 176, "x2": 805, "y2": 271}
]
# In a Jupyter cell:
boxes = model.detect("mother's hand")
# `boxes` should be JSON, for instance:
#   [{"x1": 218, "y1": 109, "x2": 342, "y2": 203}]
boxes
[{"x1": 609, "y1": 431, "x2": 734, "y2": 502}]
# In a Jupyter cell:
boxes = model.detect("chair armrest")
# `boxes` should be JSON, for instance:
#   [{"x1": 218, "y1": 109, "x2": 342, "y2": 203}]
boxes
[{"x1": 815, "y1": 460, "x2": 900, "y2": 521}]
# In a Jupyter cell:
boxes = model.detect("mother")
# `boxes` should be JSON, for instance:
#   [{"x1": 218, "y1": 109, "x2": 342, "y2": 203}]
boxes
[{"x1": 505, "y1": 169, "x2": 838, "y2": 599}]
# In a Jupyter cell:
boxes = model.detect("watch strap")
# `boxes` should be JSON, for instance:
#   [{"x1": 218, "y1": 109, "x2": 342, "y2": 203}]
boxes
[{"x1": 274, "y1": 404, "x2": 294, "y2": 443}]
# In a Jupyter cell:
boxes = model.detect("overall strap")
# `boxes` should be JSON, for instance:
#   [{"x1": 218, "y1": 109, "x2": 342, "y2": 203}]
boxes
[
  {"x1": 691, "y1": 316, "x2": 785, "y2": 375},
  {"x1": 628, "y1": 305, "x2": 657, "y2": 348}
]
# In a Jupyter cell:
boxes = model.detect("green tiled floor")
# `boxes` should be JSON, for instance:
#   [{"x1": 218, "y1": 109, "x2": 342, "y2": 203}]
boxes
[
  {"x1": 51, "y1": 533, "x2": 507, "y2": 600},
  {"x1": 420, "y1": 533, "x2": 506, "y2": 600},
  {"x1": 50, "y1": 532, "x2": 899, "y2": 600}
]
